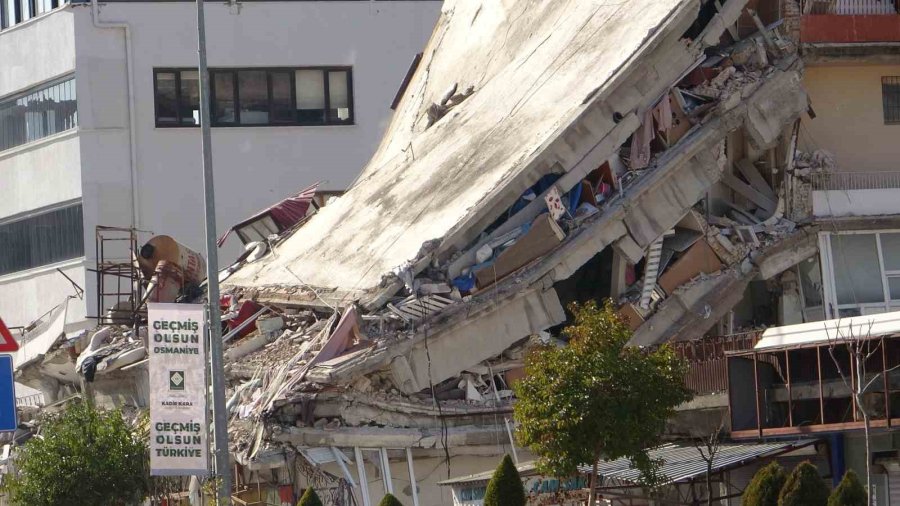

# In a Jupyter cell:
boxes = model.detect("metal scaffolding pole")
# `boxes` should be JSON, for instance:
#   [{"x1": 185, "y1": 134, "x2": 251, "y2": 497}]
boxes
[{"x1": 195, "y1": 0, "x2": 231, "y2": 502}]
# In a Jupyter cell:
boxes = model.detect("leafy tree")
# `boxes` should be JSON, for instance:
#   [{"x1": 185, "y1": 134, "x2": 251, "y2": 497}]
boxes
[
  {"x1": 828, "y1": 470, "x2": 867, "y2": 506},
  {"x1": 779, "y1": 461, "x2": 829, "y2": 506},
  {"x1": 743, "y1": 461, "x2": 787, "y2": 506},
  {"x1": 378, "y1": 493, "x2": 404, "y2": 506},
  {"x1": 298, "y1": 487, "x2": 324, "y2": 506},
  {"x1": 513, "y1": 300, "x2": 692, "y2": 506},
  {"x1": 4, "y1": 401, "x2": 148, "y2": 506},
  {"x1": 484, "y1": 455, "x2": 525, "y2": 506}
]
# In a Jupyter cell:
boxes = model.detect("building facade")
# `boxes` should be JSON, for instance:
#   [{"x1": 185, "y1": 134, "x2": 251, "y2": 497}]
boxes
[{"x1": 0, "y1": 0, "x2": 441, "y2": 331}]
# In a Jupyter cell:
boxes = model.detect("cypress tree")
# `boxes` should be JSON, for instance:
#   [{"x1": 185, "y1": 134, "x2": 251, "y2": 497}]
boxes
[
  {"x1": 484, "y1": 455, "x2": 526, "y2": 506},
  {"x1": 297, "y1": 487, "x2": 324, "y2": 506},
  {"x1": 779, "y1": 461, "x2": 829, "y2": 506},
  {"x1": 743, "y1": 461, "x2": 788, "y2": 506},
  {"x1": 828, "y1": 470, "x2": 867, "y2": 506},
  {"x1": 378, "y1": 493, "x2": 404, "y2": 506}
]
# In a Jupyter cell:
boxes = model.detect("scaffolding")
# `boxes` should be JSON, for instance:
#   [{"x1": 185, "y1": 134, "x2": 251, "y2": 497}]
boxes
[{"x1": 92, "y1": 226, "x2": 148, "y2": 327}]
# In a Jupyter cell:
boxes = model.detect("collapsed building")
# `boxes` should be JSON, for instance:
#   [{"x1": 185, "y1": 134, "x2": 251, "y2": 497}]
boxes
[{"x1": 7, "y1": 0, "x2": 832, "y2": 504}]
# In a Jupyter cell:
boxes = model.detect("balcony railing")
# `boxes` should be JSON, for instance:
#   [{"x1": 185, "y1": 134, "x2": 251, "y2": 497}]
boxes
[
  {"x1": 668, "y1": 331, "x2": 762, "y2": 395},
  {"x1": 809, "y1": 171, "x2": 900, "y2": 191},
  {"x1": 804, "y1": 0, "x2": 899, "y2": 14}
]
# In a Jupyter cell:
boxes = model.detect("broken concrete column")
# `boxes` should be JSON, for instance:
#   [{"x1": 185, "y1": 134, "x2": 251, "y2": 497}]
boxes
[
  {"x1": 610, "y1": 250, "x2": 629, "y2": 298},
  {"x1": 390, "y1": 356, "x2": 420, "y2": 394},
  {"x1": 779, "y1": 270, "x2": 804, "y2": 326},
  {"x1": 401, "y1": 288, "x2": 565, "y2": 394}
]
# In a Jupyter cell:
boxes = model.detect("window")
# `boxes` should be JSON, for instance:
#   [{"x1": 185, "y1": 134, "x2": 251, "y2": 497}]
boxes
[
  {"x1": 1, "y1": 0, "x2": 64, "y2": 30},
  {"x1": 0, "y1": 203, "x2": 84, "y2": 276},
  {"x1": 823, "y1": 231, "x2": 900, "y2": 317},
  {"x1": 882, "y1": 76, "x2": 900, "y2": 124},
  {"x1": 154, "y1": 67, "x2": 354, "y2": 127},
  {"x1": 0, "y1": 76, "x2": 77, "y2": 153},
  {"x1": 154, "y1": 69, "x2": 200, "y2": 126}
]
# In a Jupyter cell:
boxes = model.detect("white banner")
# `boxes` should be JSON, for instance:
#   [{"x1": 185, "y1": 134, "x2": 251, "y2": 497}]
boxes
[{"x1": 148, "y1": 303, "x2": 209, "y2": 476}]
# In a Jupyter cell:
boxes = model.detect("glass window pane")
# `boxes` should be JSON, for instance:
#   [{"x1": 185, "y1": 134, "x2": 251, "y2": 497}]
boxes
[
  {"x1": 179, "y1": 70, "x2": 200, "y2": 126},
  {"x1": 155, "y1": 72, "x2": 178, "y2": 124},
  {"x1": 328, "y1": 70, "x2": 350, "y2": 122},
  {"x1": 270, "y1": 71, "x2": 293, "y2": 123},
  {"x1": 295, "y1": 69, "x2": 325, "y2": 124},
  {"x1": 213, "y1": 72, "x2": 236, "y2": 124},
  {"x1": 881, "y1": 233, "x2": 900, "y2": 271},
  {"x1": 889, "y1": 277, "x2": 900, "y2": 301},
  {"x1": 0, "y1": 203, "x2": 83, "y2": 276},
  {"x1": 237, "y1": 70, "x2": 268, "y2": 125},
  {"x1": 831, "y1": 234, "x2": 885, "y2": 305}
]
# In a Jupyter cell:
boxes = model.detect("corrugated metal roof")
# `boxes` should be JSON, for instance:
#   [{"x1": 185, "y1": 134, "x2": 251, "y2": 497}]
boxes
[
  {"x1": 439, "y1": 440, "x2": 817, "y2": 487},
  {"x1": 754, "y1": 311, "x2": 900, "y2": 351},
  {"x1": 580, "y1": 440, "x2": 816, "y2": 486}
]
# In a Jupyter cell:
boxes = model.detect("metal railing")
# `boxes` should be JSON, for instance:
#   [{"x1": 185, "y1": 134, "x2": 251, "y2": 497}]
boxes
[
  {"x1": 668, "y1": 330, "x2": 762, "y2": 395},
  {"x1": 809, "y1": 171, "x2": 900, "y2": 191},
  {"x1": 15, "y1": 392, "x2": 44, "y2": 408},
  {"x1": 803, "y1": 0, "x2": 899, "y2": 14}
]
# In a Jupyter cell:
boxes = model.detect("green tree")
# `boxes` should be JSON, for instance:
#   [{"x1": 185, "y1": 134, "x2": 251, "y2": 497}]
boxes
[
  {"x1": 513, "y1": 301, "x2": 692, "y2": 506},
  {"x1": 4, "y1": 401, "x2": 148, "y2": 506},
  {"x1": 378, "y1": 493, "x2": 404, "y2": 506},
  {"x1": 779, "y1": 461, "x2": 829, "y2": 506},
  {"x1": 743, "y1": 461, "x2": 787, "y2": 506},
  {"x1": 828, "y1": 470, "x2": 867, "y2": 506},
  {"x1": 484, "y1": 455, "x2": 526, "y2": 506},
  {"x1": 298, "y1": 487, "x2": 324, "y2": 506}
]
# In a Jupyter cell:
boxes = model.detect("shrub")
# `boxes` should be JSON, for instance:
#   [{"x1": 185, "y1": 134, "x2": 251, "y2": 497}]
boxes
[
  {"x1": 298, "y1": 487, "x2": 324, "y2": 506},
  {"x1": 484, "y1": 455, "x2": 526, "y2": 506},
  {"x1": 378, "y1": 493, "x2": 404, "y2": 506},
  {"x1": 828, "y1": 470, "x2": 867, "y2": 506},
  {"x1": 743, "y1": 461, "x2": 787, "y2": 506},
  {"x1": 779, "y1": 461, "x2": 829, "y2": 506}
]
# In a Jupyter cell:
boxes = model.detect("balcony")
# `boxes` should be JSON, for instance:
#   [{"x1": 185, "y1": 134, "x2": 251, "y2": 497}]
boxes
[
  {"x1": 670, "y1": 331, "x2": 762, "y2": 396},
  {"x1": 810, "y1": 171, "x2": 900, "y2": 217},
  {"x1": 801, "y1": 0, "x2": 900, "y2": 44}
]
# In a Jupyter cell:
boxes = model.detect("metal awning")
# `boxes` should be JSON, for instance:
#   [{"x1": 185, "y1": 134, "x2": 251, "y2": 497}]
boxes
[
  {"x1": 754, "y1": 310, "x2": 900, "y2": 352},
  {"x1": 439, "y1": 440, "x2": 818, "y2": 488},
  {"x1": 578, "y1": 440, "x2": 817, "y2": 487}
]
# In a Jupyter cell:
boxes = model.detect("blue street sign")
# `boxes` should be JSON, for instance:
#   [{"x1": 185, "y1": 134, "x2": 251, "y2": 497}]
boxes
[{"x1": 0, "y1": 356, "x2": 17, "y2": 432}]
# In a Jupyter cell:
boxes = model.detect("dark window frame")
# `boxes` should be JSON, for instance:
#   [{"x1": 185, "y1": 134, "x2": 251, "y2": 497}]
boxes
[
  {"x1": 882, "y1": 76, "x2": 900, "y2": 125},
  {"x1": 0, "y1": 74, "x2": 77, "y2": 153},
  {"x1": 153, "y1": 66, "x2": 354, "y2": 128},
  {"x1": 0, "y1": 202, "x2": 84, "y2": 277}
]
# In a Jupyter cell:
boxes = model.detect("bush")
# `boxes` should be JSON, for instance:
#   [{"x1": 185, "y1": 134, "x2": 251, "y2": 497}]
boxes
[
  {"x1": 378, "y1": 493, "x2": 404, "y2": 506},
  {"x1": 828, "y1": 470, "x2": 867, "y2": 506},
  {"x1": 743, "y1": 461, "x2": 788, "y2": 506},
  {"x1": 298, "y1": 487, "x2": 324, "y2": 506},
  {"x1": 779, "y1": 461, "x2": 829, "y2": 506},
  {"x1": 484, "y1": 455, "x2": 526, "y2": 506}
]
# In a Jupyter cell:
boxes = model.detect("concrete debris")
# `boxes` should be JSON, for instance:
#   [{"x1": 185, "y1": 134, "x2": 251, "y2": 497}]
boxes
[{"x1": 22, "y1": 3, "x2": 825, "y2": 503}]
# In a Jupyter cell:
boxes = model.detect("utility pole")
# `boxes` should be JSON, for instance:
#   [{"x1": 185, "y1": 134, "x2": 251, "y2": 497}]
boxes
[{"x1": 195, "y1": 0, "x2": 231, "y2": 502}]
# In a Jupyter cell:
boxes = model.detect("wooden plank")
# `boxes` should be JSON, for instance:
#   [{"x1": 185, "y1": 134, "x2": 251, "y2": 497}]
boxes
[
  {"x1": 735, "y1": 159, "x2": 776, "y2": 200},
  {"x1": 722, "y1": 172, "x2": 777, "y2": 214}
]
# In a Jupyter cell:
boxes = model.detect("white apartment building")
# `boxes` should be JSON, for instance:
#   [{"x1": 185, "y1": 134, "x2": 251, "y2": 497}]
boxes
[{"x1": 0, "y1": 0, "x2": 441, "y2": 331}]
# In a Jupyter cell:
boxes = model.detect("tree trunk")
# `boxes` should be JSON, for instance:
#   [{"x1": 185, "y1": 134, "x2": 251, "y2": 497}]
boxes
[
  {"x1": 706, "y1": 461, "x2": 713, "y2": 506},
  {"x1": 588, "y1": 453, "x2": 600, "y2": 506},
  {"x1": 855, "y1": 349, "x2": 872, "y2": 506}
]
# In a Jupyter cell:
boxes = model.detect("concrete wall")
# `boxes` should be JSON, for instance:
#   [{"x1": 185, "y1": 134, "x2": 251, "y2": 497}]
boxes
[
  {"x1": 0, "y1": 260, "x2": 88, "y2": 329},
  {"x1": 0, "y1": 8, "x2": 75, "y2": 96},
  {"x1": 0, "y1": 9, "x2": 84, "y2": 328},
  {"x1": 813, "y1": 188, "x2": 900, "y2": 217},
  {"x1": 802, "y1": 64, "x2": 900, "y2": 172}
]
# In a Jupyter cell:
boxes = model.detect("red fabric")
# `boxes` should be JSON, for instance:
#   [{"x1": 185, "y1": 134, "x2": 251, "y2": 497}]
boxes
[
  {"x1": 228, "y1": 300, "x2": 263, "y2": 340},
  {"x1": 279, "y1": 486, "x2": 294, "y2": 504}
]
